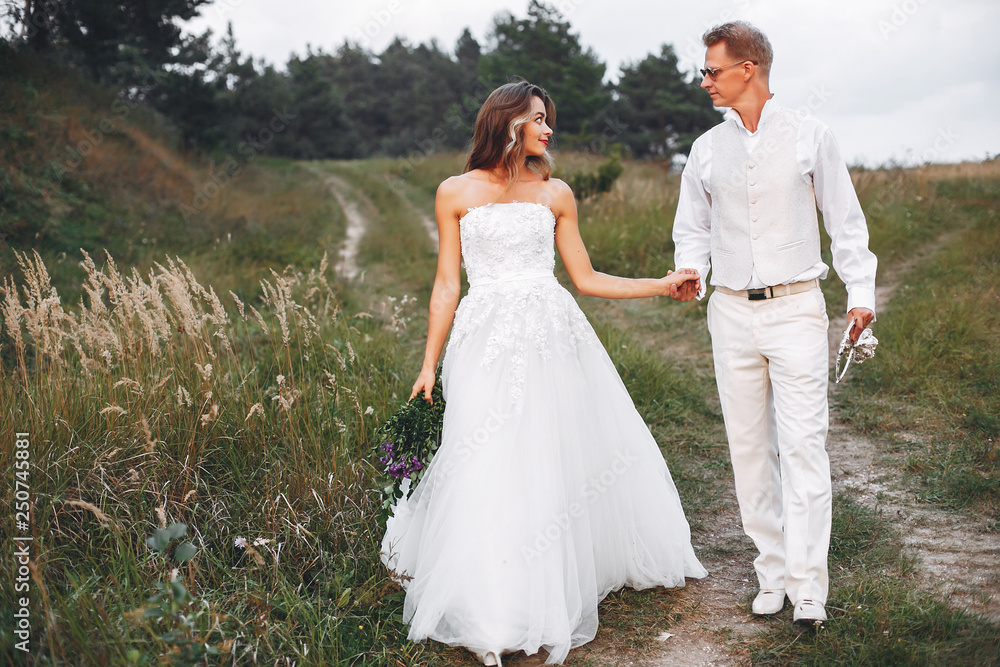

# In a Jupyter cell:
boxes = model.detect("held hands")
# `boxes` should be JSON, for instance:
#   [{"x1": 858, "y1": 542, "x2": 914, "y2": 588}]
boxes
[
  {"x1": 664, "y1": 269, "x2": 701, "y2": 301},
  {"x1": 410, "y1": 367, "x2": 437, "y2": 403},
  {"x1": 847, "y1": 307, "x2": 875, "y2": 343}
]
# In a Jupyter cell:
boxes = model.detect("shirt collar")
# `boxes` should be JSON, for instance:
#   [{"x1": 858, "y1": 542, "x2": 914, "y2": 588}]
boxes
[{"x1": 724, "y1": 96, "x2": 780, "y2": 135}]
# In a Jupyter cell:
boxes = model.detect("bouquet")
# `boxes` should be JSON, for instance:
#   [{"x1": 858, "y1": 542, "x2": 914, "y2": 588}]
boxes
[{"x1": 375, "y1": 376, "x2": 445, "y2": 508}]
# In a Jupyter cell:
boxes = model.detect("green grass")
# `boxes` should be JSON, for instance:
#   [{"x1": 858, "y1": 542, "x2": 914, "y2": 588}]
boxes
[
  {"x1": 746, "y1": 492, "x2": 1000, "y2": 666},
  {"x1": 0, "y1": 247, "x2": 419, "y2": 665},
  {"x1": 836, "y1": 174, "x2": 1000, "y2": 516}
]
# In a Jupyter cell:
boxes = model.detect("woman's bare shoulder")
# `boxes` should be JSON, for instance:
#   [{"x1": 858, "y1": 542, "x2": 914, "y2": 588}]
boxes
[
  {"x1": 542, "y1": 177, "x2": 576, "y2": 220},
  {"x1": 439, "y1": 172, "x2": 489, "y2": 198},
  {"x1": 544, "y1": 176, "x2": 573, "y2": 197}
]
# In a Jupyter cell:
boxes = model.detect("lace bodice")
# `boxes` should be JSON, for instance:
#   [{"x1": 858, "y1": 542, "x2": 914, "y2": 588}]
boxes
[
  {"x1": 459, "y1": 201, "x2": 555, "y2": 284},
  {"x1": 445, "y1": 201, "x2": 599, "y2": 409}
]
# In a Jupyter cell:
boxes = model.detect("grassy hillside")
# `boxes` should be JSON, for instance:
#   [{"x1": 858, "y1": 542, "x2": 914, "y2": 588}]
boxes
[{"x1": 0, "y1": 47, "x2": 345, "y2": 306}]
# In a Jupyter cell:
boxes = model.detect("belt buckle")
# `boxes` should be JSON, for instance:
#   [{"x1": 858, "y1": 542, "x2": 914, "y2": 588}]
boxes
[{"x1": 747, "y1": 288, "x2": 769, "y2": 301}]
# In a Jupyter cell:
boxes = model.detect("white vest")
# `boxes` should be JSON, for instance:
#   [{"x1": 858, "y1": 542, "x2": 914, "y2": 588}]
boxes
[{"x1": 709, "y1": 108, "x2": 821, "y2": 288}]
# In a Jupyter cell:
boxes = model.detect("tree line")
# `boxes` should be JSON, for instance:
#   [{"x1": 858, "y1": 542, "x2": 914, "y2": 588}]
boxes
[{"x1": 2, "y1": 0, "x2": 722, "y2": 162}]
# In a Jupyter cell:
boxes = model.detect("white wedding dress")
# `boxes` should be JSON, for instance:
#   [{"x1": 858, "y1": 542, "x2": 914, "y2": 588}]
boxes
[{"x1": 381, "y1": 201, "x2": 707, "y2": 664}]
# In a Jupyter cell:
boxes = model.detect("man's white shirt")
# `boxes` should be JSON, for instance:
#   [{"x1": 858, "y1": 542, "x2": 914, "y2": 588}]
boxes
[{"x1": 672, "y1": 97, "x2": 877, "y2": 314}]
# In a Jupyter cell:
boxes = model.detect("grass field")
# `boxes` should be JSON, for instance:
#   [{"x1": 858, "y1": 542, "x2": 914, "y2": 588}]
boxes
[{"x1": 2, "y1": 51, "x2": 999, "y2": 665}]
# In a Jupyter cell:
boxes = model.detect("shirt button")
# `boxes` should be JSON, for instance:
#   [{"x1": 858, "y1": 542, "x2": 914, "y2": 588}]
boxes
[
  {"x1": 750, "y1": 198, "x2": 757, "y2": 204},
  {"x1": 752, "y1": 233, "x2": 759, "y2": 239},
  {"x1": 749, "y1": 181, "x2": 756, "y2": 186},
  {"x1": 748, "y1": 163, "x2": 756, "y2": 169},
  {"x1": 751, "y1": 217, "x2": 759, "y2": 223}
]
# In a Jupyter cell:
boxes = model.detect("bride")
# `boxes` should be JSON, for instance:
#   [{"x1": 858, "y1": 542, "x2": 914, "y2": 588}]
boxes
[{"x1": 381, "y1": 80, "x2": 708, "y2": 665}]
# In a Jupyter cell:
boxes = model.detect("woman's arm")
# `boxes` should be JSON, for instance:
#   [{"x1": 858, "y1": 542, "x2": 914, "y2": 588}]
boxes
[
  {"x1": 552, "y1": 179, "x2": 699, "y2": 299},
  {"x1": 410, "y1": 179, "x2": 464, "y2": 402}
]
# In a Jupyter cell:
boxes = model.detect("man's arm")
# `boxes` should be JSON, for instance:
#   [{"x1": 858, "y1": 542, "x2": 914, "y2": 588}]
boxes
[
  {"x1": 812, "y1": 126, "x2": 878, "y2": 339},
  {"x1": 672, "y1": 135, "x2": 713, "y2": 301}
]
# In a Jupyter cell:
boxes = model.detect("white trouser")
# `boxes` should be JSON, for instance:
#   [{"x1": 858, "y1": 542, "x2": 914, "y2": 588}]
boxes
[{"x1": 707, "y1": 287, "x2": 832, "y2": 605}]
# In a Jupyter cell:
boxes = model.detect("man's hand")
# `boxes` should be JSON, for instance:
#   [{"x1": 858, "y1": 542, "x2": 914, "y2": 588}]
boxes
[
  {"x1": 667, "y1": 269, "x2": 700, "y2": 302},
  {"x1": 847, "y1": 307, "x2": 875, "y2": 343}
]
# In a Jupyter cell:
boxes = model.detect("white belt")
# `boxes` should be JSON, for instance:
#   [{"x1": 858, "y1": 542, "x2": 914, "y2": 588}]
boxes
[
  {"x1": 469, "y1": 269, "x2": 555, "y2": 288},
  {"x1": 714, "y1": 278, "x2": 819, "y2": 300}
]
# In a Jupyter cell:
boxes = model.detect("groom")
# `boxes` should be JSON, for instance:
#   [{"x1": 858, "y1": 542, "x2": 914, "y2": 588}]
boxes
[{"x1": 670, "y1": 21, "x2": 877, "y2": 626}]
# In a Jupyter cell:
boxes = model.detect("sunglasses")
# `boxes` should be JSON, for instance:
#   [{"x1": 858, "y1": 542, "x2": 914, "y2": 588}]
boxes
[{"x1": 699, "y1": 60, "x2": 753, "y2": 80}]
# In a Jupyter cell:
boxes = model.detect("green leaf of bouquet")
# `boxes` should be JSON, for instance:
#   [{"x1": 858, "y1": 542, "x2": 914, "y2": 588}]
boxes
[
  {"x1": 147, "y1": 529, "x2": 169, "y2": 551},
  {"x1": 165, "y1": 523, "x2": 188, "y2": 540},
  {"x1": 170, "y1": 578, "x2": 187, "y2": 600},
  {"x1": 174, "y1": 541, "x2": 197, "y2": 563}
]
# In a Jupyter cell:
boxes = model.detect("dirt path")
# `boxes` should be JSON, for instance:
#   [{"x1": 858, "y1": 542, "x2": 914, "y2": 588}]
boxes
[
  {"x1": 637, "y1": 518, "x2": 762, "y2": 667},
  {"x1": 825, "y1": 418, "x2": 1000, "y2": 623},
  {"x1": 386, "y1": 174, "x2": 440, "y2": 249},
  {"x1": 584, "y1": 222, "x2": 1000, "y2": 665},
  {"x1": 309, "y1": 168, "x2": 440, "y2": 285},
  {"x1": 313, "y1": 170, "x2": 367, "y2": 281},
  {"x1": 824, "y1": 221, "x2": 1000, "y2": 623}
]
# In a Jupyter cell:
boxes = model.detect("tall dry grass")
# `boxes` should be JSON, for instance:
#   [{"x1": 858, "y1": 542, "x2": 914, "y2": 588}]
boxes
[{"x1": 0, "y1": 248, "x2": 416, "y2": 664}]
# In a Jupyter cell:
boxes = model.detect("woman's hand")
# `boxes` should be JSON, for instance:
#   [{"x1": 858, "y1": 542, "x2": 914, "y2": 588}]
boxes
[
  {"x1": 662, "y1": 269, "x2": 701, "y2": 300},
  {"x1": 410, "y1": 367, "x2": 437, "y2": 403}
]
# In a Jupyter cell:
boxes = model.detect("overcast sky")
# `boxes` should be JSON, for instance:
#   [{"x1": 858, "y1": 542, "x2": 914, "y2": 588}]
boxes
[{"x1": 182, "y1": 0, "x2": 1000, "y2": 166}]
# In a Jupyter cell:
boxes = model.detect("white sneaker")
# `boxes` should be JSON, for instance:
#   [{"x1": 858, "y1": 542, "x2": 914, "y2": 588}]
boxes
[
  {"x1": 793, "y1": 599, "x2": 827, "y2": 627},
  {"x1": 751, "y1": 589, "x2": 786, "y2": 615}
]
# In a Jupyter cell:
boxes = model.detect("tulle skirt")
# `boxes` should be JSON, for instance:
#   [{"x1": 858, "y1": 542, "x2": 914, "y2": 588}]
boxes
[{"x1": 381, "y1": 277, "x2": 707, "y2": 663}]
